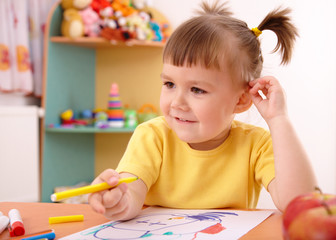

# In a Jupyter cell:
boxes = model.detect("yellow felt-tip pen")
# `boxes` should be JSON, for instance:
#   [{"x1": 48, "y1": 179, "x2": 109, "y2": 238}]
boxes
[
  {"x1": 49, "y1": 215, "x2": 84, "y2": 224},
  {"x1": 50, "y1": 176, "x2": 138, "y2": 202}
]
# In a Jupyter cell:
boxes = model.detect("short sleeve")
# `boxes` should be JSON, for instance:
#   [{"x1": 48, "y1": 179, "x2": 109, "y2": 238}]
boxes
[{"x1": 116, "y1": 122, "x2": 164, "y2": 190}]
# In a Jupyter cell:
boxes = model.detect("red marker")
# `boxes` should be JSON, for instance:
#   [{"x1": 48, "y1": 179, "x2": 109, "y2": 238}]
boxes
[{"x1": 8, "y1": 209, "x2": 25, "y2": 237}]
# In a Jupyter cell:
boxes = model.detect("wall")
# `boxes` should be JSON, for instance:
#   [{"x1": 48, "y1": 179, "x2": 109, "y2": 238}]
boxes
[
  {"x1": 0, "y1": 106, "x2": 40, "y2": 202},
  {"x1": 94, "y1": 47, "x2": 163, "y2": 175},
  {"x1": 152, "y1": 0, "x2": 336, "y2": 207}
]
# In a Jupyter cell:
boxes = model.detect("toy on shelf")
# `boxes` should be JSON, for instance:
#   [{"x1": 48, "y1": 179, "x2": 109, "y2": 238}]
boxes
[
  {"x1": 61, "y1": 0, "x2": 91, "y2": 10},
  {"x1": 59, "y1": 0, "x2": 170, "y2": 43},
  {"x1": 107, "y1": 83, "x2": 125, "y2": 128},
  {"x1": 59, "y1": 109, "x2": 89, "y2": 127},
  {"x1": 94, "y1": 111, "x2": 109, "y2": 129},
  {"x1": 79, "y1": 6, "x2": 102, "y2": 37},
  {"x1": 61, "y1": 9, "x2": 85, "y2": 38},
  {"x1": 137, "y1": 103, "x2": 158, "y2": 123},
  {"x1": 47, "y1": 85, "x2": 157, "y2": 130},
  {"x1": 124, "y1": 108, "x2": 138, "y2": 128},
  {"x1": 60, "y1": 0, "x2": 92, "y2": 38},
  {"x1": 60, "y1": 109, "x2": 74, "y2": 121}
]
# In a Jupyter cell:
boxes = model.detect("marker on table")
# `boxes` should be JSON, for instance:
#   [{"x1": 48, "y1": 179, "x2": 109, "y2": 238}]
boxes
[
  {"x1": 10, "y1": 229, "x2": 54, "y2": 240},
  {"x1": 50, "y1": 176, "x2": 138, "y2": 202},
  {"x1": 21, "y1": 231, "x2": 55, "y2": 240},
  {"x1": 0, "y1": 211, "x2": 9, "y2": 234},
  {"x1": 8, "y1": 209, "x2": 25, "y2": 237},
  {"x1": 49, "y1": 214, "x2": 84, "y2": 224}
]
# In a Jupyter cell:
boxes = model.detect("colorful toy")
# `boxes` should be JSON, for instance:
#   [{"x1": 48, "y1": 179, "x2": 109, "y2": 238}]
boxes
[
  {"x1": 90, "y1": 0, "x2": 110, "y2": 14},
  {"x1": 111, "y1": 0, "x2": 137, "y2": 17},
  {"x1": 131, "y1": 0, "x2": 148, "y2": 10},
  {"x1": 95, "y1": 111, "x2": 109, "y2": 129},
  {"x1": 126, "y1": 12, "x2": 152, "y2": 41},
  {"x1": 60, "y1": 109, "x2": 88, "y2": 126},
  {"x1": 99, "y1": 6, "x2": 117, "y2": 29},
  {"x1": 61, "y1": 109, "x2": 74, "y2": 121},
  {"x1": 124, "y1": 108, "x2": 138, "y2": 128},
  {"x1": 81, "y1": 109, "x2": 93, "y2": 119},
  {"x1": 149, "y1": 20, "x2": 162, "y2": 41},
  {"x1": 107, "y1": 83, "x2": 125, "y2": 128},
  {"x1": 79, "y1": 7, "x2": 102, "y2": 37},
  {"x1": 137, "y1": 103, "x2": 158, "y2": 123}
]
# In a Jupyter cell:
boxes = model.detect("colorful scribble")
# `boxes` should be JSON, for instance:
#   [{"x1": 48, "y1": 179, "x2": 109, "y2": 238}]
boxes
[
  {"x1": 79, "y1": 211, "x2": 237, "y2": 240},
  {"x1": 61, "y1": 208, "x2": 274, "y2": 240}
]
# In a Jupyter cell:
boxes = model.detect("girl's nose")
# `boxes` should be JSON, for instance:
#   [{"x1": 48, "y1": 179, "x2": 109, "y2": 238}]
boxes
[{"x1": 171, "y1": 91, "x2": 189, "y2": 111}]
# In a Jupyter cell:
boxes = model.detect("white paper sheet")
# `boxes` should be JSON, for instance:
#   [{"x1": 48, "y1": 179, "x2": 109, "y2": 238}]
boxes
[{"x1": 60, "y1": 207, "x2": 274, "y2": 240}]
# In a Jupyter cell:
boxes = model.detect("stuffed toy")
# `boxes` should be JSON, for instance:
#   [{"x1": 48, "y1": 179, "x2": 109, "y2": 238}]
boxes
[
  {"x1": 100, "y1": 28, "x2": 135, "y2": 42},
  {"x1": 131, "y1": 0, "x2": 147, "y2": 10},
  {"x1": 61, "y1": 0, "x2": 91, "y2": 10},
  {"x1": 126, "y1": 12, "x2": 152, "y2": 40},
  {"x1": 90, "y1": 0, "x2": 110, "y2": 14},
  {"x1": 100, "y1": 6, "x2": 117, "y2": 29},
  {"x1": 79, "y1": 7, "x2": 102, "y2": 37},
  {"x1": 149, "y1": 20, "x2": 162, "y2": 41},
  {"x1": 111, "y1": 0, "x2": 137, "y2": 17},
  {"x1": 61, "y1": 8, "x2": 84, "y2": 38}
]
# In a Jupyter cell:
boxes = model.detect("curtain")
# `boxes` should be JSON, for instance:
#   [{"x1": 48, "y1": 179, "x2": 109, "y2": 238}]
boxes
[{"x1": 0, "y1": 0, "x2": 57, "y2": 97}]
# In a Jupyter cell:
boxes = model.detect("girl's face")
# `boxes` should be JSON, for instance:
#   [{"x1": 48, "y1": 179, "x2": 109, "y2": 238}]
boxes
[{"x1": 160, "y1": 63, "x2": 246, "y2": 150}]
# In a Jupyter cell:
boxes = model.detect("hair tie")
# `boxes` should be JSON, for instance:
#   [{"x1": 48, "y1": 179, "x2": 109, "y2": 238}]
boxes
[{"x1": 251, "y1": 27, "x2": 262, "y2": 37}]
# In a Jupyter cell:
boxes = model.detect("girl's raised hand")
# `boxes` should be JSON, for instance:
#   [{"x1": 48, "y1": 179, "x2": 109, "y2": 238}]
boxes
[{"x1": 249, "y1": 76, "x2": 288, "y2": 124}]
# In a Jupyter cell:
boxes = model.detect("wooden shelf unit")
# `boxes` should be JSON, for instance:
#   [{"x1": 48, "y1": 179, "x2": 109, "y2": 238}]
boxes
[{"x1": 41, "y1": 3, "x2": 165, "y2": 202}]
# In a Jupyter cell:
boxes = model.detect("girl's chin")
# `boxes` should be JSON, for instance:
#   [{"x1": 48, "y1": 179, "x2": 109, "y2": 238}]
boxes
[{"x1": 175, "y1": 132, "x2": 202, "y2": 144}]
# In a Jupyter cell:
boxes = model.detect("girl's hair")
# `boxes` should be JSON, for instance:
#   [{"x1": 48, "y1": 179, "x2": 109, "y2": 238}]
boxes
[{"x1": 163, "y1": 0, "x2": 298, "y2": 83}]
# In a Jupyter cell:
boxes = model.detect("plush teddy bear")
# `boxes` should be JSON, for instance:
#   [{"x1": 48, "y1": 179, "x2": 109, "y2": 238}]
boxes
[
  {"x1": 61, "y1": 0, "x2": 92, "y2": 10},
  {"x1": 60, "y1": 0, "x2": 92, "y2": 38},
  {"x1": 61, "y1": 8, "x2": 84, "y2": 38}
]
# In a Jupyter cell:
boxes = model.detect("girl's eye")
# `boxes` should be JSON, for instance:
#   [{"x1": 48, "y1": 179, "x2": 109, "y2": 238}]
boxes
[
  {"x1": 191, "y1": 87, "x2": 206, "y2": 94},
  {"x1": 163, "y1": 81, "x2": 175, "y2": 89}
]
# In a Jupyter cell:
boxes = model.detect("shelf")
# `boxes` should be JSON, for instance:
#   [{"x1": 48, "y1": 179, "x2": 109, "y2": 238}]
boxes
[
  {"x1": 41, "y1": 2, "x2": 165, "y2": 202},
  {"x1": 50, "y1": 36, "x2": 165, "y2": 48},
  {"x1": 46, "y1": 126, "x2": 136, "y2": 133}
]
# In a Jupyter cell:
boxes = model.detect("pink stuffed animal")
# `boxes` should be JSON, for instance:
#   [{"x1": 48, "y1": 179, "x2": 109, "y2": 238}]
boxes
[{"x1": 79, "y1": 7, "x2": 102, "y2": 37}]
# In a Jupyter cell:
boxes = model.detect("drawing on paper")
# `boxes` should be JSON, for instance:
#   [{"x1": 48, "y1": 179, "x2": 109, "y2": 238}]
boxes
[
  {"x1": 80, "y1": 211, "x2": 237, "y2": 239},
  {"x1": 61, "y1": 207, "x2": 274, "y2": 240}
]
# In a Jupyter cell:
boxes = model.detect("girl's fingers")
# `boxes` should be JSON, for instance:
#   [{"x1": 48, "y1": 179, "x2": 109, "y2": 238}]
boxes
[
  {"x1": 92, "y1": 169, "x2": 120, "y2": 186},
  {"x1": 104, "y1": 194, "x2": 129, "y2": 219},
  {"x1": 89, "y1": 192, "x2": 106, "y2": 214},
  {"x1": 249, "y1": 77, "x2": 274, "y2": 96},
  {"x1": 102, "y1": 183, "x2": 128, "y2": 208}
]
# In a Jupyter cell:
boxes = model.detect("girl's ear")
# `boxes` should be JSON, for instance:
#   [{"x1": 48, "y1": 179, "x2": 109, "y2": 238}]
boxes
[{"x1": 234, "y1": 88, "x2": 252, "y2": 113}]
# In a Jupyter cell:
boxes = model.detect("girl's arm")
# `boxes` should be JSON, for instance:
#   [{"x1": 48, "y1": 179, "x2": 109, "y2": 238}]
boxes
[
  {"x1": 89, "y1": 169, "x2": 147, "y2": 220},
  {"x1": 249, "y1": 76, "x2": 317, "y2": 211}
]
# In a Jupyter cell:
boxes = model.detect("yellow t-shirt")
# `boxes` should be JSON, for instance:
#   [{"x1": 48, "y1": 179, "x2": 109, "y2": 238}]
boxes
[{"x1": 116, "y1": 116, "x2": 274, "y2": 209}]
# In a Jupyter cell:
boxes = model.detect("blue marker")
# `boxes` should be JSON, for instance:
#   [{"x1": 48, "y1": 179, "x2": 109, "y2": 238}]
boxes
[{"x1": 21, "y1": 231, "x2": 56, "y2": 240}]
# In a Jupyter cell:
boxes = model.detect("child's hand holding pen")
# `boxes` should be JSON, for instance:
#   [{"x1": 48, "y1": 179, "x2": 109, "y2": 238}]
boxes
[
  {"x1": 88, "y1": 169, "x2": 147, "y2": 221},
  {"x1": 88, "y1": 169, "x2": 130, "y2": 219}
]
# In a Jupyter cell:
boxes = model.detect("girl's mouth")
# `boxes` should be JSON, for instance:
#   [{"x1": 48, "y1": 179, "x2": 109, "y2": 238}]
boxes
[{"x1": 175, "y1": 117, "x2": 195, "y2": 123}]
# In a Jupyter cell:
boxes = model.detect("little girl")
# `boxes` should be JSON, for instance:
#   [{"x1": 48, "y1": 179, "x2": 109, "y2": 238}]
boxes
[{"x1": 89, "y1": 1, "x2": 316, "y2": 220}]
